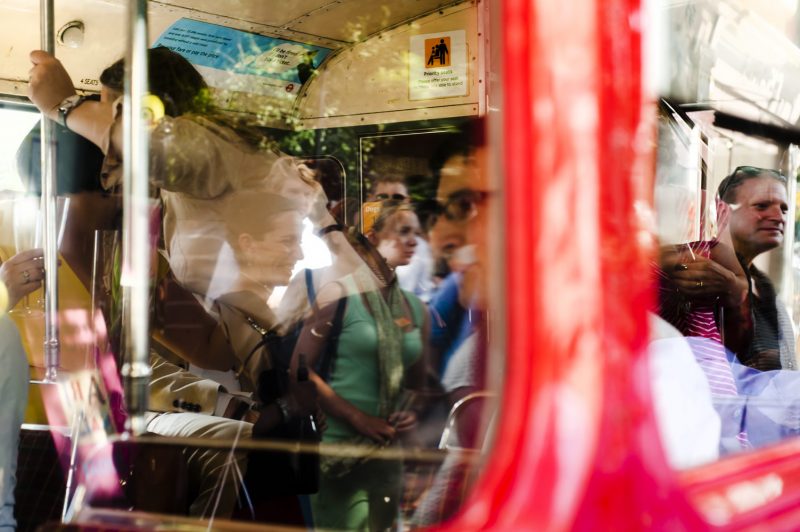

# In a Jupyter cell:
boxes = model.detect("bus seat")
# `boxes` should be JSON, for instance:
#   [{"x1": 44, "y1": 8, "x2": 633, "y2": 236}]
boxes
[
  {"x1": 405, "y1": 392, "x2": 497, "y2": 526},
  {"x1": 438, "y1": 391, "x2": 496, "y2": 451},
  {"x1": 15, "y1": 427, "x2": 67, "y2": 531}
]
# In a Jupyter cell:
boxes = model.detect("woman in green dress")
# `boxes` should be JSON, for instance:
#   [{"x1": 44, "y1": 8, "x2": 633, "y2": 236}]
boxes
[{"x1": 296, "y1": 201, "x2": 431, "y2": 530}]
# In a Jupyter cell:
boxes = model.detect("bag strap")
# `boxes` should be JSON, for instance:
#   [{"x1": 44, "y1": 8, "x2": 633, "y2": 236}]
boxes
[
  {"x1": 305, "y1": 268, "x2": 317, "y2": 306},
  {"x1": 316, "y1": 296, "x2": 347, "y2": 382},
  {"x1": 238, "y1": 316, "x2": 274, "y2": 379}
]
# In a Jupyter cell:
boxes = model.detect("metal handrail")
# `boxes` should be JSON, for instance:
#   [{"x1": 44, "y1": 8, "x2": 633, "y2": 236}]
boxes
[
  {"x1": 40, "y1": 0, "x2": 60, "y2": 382},
  {"x1": 120, "y1": 0, "x2": 151, "y2": 436}
]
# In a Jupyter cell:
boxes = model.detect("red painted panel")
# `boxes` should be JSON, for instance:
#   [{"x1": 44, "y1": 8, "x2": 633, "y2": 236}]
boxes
[{"x1": 435, "y1": 0, "x2": 700, "y2": 529}]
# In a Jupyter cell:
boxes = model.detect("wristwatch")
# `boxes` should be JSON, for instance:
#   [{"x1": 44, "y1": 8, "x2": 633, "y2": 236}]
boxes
[
  {"x1": 56, "y1": 94, "x2": 86, "y2": 128},
  {"x1": 275, "y1": 397, "x2": 292, "y2": 422}
]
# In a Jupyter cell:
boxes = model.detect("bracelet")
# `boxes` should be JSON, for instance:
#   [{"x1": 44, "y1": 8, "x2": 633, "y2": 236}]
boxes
[
  {"x1": 275, "y1": 397, "x2": 292, "y2": 422},
  {"x1": 316, "y1": 223, "x2": 344, "y2": 237}
]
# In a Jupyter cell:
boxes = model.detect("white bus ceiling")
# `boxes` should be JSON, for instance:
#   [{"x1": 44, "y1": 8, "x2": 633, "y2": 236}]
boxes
[{"x1": 0, "y1": 0, "x2": 482, "y2": 127}]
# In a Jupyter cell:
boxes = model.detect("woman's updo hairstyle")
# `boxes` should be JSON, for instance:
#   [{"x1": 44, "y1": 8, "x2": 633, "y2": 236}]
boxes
[
  {"x1": 100, "y1": 46, "x2": 211, "y2": 117},
  {"x1": 369, "y1": 200, "x2": 416, "y2": 236}
]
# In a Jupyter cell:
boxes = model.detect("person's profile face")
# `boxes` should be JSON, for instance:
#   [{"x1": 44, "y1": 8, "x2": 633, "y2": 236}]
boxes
[
  {"x1": 430, "y1": 146, "x2": 489, "y2": 267},
  {"x1": 240, "y1": 211, "x2": 304, "y2": 287},
  {"x1": 727, "y1": 176, "x2": 788, "y2": 260},
  {"x1": 374, "y1": 209, "x2": 420, "y2": 268}
]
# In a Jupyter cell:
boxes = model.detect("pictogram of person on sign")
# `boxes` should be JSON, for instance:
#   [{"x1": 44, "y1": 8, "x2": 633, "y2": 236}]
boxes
[{"x1": 426, "y1": 38, "x2": 450, "y2": 67}]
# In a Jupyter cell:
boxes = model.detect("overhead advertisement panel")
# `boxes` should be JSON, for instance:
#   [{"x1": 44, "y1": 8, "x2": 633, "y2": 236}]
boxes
[{"x1": 154, "y1": 18, "x2": 332, "y2": 101}]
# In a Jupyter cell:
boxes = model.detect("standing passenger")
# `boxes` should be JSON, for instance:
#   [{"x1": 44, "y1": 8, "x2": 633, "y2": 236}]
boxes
[
  {"x1": 25, "y1": 47, "x2": 320, "y2": 518},
  {"x1": 368, "y1": 175, "x2": 435, "y2": 301},
  {"x1": 296, "y1": 201, "x2": 430, "y2": 530},
  {"x1": 413, "y1": 119, "x2": 496, "y2": 525}
]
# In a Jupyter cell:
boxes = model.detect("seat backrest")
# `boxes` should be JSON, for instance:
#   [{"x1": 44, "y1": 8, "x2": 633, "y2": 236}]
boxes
[{"x1": 438, "y1": 391, "x2": 496, "y2": 451}]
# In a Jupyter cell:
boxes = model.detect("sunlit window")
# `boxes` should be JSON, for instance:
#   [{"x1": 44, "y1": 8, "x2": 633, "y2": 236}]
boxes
[{"x1": 0, "y1": 105, "x2": 40, "y2": 192}]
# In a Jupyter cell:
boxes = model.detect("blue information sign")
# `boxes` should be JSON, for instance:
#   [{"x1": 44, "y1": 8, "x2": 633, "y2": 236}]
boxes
[{"x1": 154, "y1": 18, "x2": 332, "y2": 97}]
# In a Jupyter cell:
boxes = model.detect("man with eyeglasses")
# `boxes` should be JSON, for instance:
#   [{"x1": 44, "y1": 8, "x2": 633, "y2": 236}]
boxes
[
  {"x1": 411, "y1": 122, "x2": 493, "y2": 525},
  {"x1": 426, "y1": 125, "x2": 491, "y2": 396}
]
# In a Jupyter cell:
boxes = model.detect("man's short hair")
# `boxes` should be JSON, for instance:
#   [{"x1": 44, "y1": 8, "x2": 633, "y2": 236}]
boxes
[
  {"x1": 717, "y1": 166, "x2": 787, "y2": 204},
  {"x1": 369, "y1": 174, "x2": 407, "y2": 195}
]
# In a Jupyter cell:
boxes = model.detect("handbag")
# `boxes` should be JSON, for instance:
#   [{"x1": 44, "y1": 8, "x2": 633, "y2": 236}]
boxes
[{"x1": 244, "y1": 269, "x2": 346, "y2": 495}]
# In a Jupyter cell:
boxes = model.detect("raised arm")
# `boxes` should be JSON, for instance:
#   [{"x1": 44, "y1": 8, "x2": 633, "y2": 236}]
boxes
[{"x1": 28, "y1": 50, "x2": 115, "y2": 152}]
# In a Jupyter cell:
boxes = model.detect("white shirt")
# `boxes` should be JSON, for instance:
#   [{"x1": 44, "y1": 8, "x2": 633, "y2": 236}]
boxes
[{"x1": 649, "y1": 314, "x2": 721, "y2": 469}]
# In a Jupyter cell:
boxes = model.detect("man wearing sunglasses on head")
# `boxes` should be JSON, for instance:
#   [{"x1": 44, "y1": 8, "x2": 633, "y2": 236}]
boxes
[{"x1": 661, "y1": 166, "x2": 796, "y2": 372}]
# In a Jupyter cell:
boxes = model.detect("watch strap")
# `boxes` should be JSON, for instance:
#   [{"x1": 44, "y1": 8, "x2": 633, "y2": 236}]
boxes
[{"x1": 57, "y1": 94, "x2": 86, "y2": 128}]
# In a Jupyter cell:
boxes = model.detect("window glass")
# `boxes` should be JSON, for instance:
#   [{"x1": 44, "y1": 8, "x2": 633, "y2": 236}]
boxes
[
  {"x1": 0, "y1": 105, "x2": 40, "y2": 192},
  {"x1": 653, "y1": 0, "x2": 800, "y2": 470},
  {"x1": 5, "y1": 3, "x2": 500, "y2": 529}
]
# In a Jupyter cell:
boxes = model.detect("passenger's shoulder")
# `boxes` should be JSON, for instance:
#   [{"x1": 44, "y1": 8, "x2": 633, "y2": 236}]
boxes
[{"x1": 315, "y1": 280, "x2": 347, "y2": 307}]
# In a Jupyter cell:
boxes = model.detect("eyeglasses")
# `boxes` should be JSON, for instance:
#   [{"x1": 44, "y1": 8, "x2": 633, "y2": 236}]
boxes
[
  {"x1": 375, "y1": 193, "x2": 408, "y2": 201},
  {"x1": 418, "y1": 189, "x2": 490, "y2": 222}
]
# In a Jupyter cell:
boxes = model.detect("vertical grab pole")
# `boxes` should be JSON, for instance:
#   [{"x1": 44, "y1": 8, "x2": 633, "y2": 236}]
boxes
[
  {"x1": 40, "y1": 0, "x2": 60, "y2": 382},
  {"x1": 121, "y1": 0, "x2": 151, "y2": 436}
]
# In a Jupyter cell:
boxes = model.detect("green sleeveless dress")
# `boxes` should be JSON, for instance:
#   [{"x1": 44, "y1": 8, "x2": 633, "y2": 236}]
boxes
[{"x1": 311, "y1": 277, "x2": 425, "y2": 530}]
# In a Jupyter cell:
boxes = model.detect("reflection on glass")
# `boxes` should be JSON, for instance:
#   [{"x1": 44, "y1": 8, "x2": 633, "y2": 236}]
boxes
[
  {"x1": 13, "y1": 7, "x2": 498, "y2": 528},
  {"x1": 654, "y1": 102, "x2": 800, "y2": 470}
]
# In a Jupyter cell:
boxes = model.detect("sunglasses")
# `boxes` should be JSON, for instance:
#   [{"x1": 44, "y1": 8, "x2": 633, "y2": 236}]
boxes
[
  {"x1": 718, "y1": 165, "x2": 787, "y2": 200},
  {"x1": 375, "y1": 193, "x2": 408, "y2": 201}
]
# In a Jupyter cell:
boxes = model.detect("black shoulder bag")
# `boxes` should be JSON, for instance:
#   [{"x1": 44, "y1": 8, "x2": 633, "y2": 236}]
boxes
[{"x1": 246, "y1": 270, "x2": 346, "y2": 496}]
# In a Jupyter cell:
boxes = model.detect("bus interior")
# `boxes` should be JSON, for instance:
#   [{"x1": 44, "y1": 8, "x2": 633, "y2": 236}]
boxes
[{"x1": 4, "y1": 0, "x2": 800, "y2": 530}]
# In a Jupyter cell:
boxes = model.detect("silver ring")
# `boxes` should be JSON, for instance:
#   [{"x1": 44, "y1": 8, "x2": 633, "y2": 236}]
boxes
[
  {"x1": 696, "y1": 280, "x2": 703, "y2": 288},
  {"x1": 22, "y1": 270, "x2": 30, "y2": 284}
]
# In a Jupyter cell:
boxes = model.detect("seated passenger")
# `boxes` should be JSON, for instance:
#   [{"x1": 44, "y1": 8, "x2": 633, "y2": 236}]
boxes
[
  {"x1": 147, "y1": 191, "x2": 319, "y2": 518},
  {"x1": 659, "y1": 166, "x2": 795, "y2": 371},
  {"x1": 656, "y1": 166, "x2": 800, "y2": 454}
]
